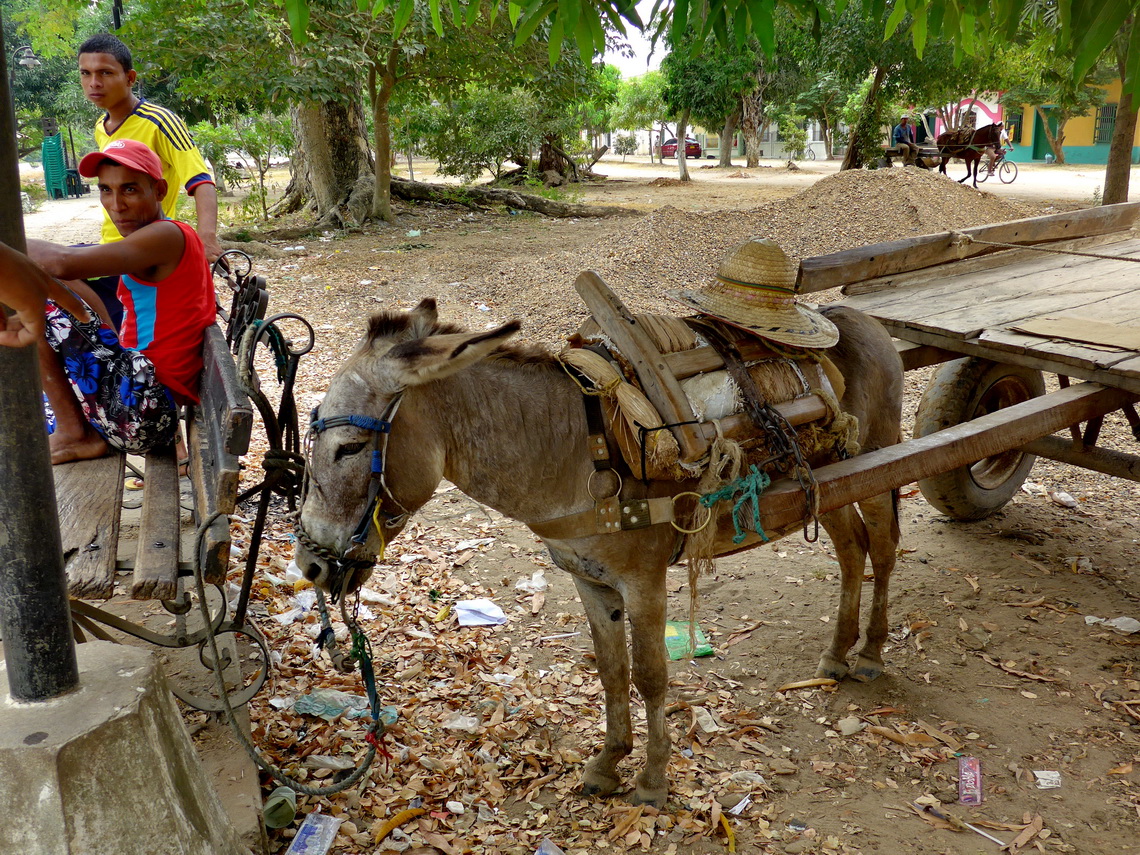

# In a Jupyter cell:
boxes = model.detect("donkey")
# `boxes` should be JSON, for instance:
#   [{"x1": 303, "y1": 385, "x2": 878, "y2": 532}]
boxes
[
  {"x1": 295, "y1": 298, "x2": 903, "y2": 808},
  {"x1": 937, "y1": 122, "x2": 1003, "y2": 188}
]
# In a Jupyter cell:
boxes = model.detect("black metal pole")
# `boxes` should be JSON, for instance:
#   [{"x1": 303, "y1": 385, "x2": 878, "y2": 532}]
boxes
[{"x1": 0, "y1": 15, "x2": 80, "y2": 701}]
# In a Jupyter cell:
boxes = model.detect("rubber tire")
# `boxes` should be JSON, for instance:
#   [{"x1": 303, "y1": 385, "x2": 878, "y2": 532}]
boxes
[
  {"x1": 914, "y1": 358, "x2": 1046, "y2": 520},
  {"x1": 977, "y1": 162, "x2": 992, "y2": 183},
  {"x1": 999, "y1": 159, "x2": 1018, "y2": 184}
]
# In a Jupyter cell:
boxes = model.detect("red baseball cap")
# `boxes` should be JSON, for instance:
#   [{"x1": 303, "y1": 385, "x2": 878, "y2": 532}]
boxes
[{"x1": 79, "y1": 139, "x2": 164, "y2": 182}]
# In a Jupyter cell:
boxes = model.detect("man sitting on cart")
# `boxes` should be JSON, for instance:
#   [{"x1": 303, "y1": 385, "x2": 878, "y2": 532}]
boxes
[
  {"x1": 0, "y1": 139, "x2": 215, "y2": 464},
  {"x1": 892, "y1": 116, "x2": 919, "y2": 166}
]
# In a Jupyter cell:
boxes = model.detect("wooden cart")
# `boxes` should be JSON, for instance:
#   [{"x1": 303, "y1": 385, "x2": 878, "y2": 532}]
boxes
[{"x1": 752, "y1": 202, "x2": 1140, "y2": 528}]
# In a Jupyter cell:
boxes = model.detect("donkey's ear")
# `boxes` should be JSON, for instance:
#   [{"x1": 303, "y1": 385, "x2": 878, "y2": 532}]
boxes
[
  {"x1": 384, "y1": 321, "x2": 521, "y2": 386},
  {"x1": 407, "y1": 299, "x2": 438, "y2": 339}
]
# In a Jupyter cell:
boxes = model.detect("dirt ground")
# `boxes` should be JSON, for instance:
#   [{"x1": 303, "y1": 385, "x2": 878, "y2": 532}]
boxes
[{"x1": 23, "y1": 156, "x2": 1140, "y2": 855}]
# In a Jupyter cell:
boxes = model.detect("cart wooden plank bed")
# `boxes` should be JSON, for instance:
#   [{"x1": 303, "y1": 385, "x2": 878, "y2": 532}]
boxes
[{"x1": 754, "y1": 202, "x2": 1140, "y2": 529}]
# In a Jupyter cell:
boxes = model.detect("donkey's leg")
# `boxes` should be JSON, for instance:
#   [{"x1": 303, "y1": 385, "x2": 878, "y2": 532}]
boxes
[
  {"x1": 572, "y1": 576, "x2": 632, "y2": 798},
  {"x1": 851, "y1": 491, "x2": 900, "y2": 682},
  {"x1": 816, "y1": 505, "x2": 870, "y2": 680},
  {"x1": 623, "y1": 570, "x2": 670, "y2": 808}
]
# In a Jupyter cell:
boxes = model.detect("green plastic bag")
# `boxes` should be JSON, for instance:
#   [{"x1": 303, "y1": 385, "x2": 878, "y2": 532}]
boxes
[{"x1": 664, "y1": 621, "x2": 714, "y2": 660}]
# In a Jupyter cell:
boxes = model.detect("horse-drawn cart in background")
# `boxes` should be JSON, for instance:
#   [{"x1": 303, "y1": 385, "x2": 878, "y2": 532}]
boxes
[{"x1": 754, "y1": 202, "x2": 1140, "y2": 528}]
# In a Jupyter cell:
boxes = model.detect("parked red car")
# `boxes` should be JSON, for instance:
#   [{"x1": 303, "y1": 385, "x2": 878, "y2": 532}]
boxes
[{"x1": 661, "y1": 137, "x2": 702, "y2": 158}]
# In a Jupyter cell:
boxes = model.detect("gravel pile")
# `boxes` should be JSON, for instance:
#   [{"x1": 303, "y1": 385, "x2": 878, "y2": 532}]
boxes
[{"x1": 461, "y1": 167, "x2": 1042, "y2": 343}]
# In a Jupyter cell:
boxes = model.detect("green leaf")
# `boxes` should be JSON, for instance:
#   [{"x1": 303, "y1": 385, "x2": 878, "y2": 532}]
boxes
[
  {"x1": 750, "y1": 0, "x2": 775, "y2": 56},
  {"x1": 1072, "y1": 4, "x2": 1131, "y2": 81},
  {"x1": 911, "y1": 1, "x2": 927, "y2": 58},
  {"x1": 357, "y1": 0, "x2": 371, "y2": 11},
  {"x1": 466, "y1": 0, "x2": 481, "y2": 26},
  {"x1": 392, "y1": 0, "x2": 416, "y2": 36},
  {"x1": 882, "y1": 0, "x2": 907, "y2": 40},
  {"x1": 372, "y1": 0, "x2": 391, "y2": 15},
  {"x1": 509, "y1": 2, "x2": 522, "y2": 27},
  {"x1": 488, "y1": 0, "x2": 500, "y2": 27},
  {"x1": 958, "y1": 11, "x2": 975, "y2": 54},
  {"x1": 515, "y1": 0, "x2": 557, "y2": 45},
  {"x1": 430, "y1": 0, "x2": 444, "y2": 34},
  {"x1": 670, "y1": 0, "x2": 690, "y2": 50},
  {"x1": 575, "y1": 14, "x2": 594, "y2": 65},
  {"x1": 449, "y1": 0, "x2": 463, "y2": 21},
  {"x1": 284, "y1": 0, "x2": 310, "y2": 43},
  {"x1": 548, "y1": 16, "x2": 564, "y2": 65},
  {"x1": 557, "y1": 0, "x2": 579, "y2": 38},
  {"x1": 732, "y1": 4, "x2": 748, "y2": 45},
  {"x1": 585, "y1": 6, "x2": 607, "y2": 53}
]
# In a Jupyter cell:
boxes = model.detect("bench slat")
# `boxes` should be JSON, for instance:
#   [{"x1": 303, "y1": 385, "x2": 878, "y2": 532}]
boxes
[
  {"x1": 55, "y1": 455, "x2": 125, "y2": 599},
  {"x1": 132, "y1": 449, "x2": 181, "y2": 599},
  {"x1": 200, "y1": 325, "x2": 253, "y2": 458},
  {"x1": 187, "y1": 410, "x2": 237, "y2": 585}
]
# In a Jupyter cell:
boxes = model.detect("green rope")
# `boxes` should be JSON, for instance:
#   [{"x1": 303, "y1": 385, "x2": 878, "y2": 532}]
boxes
[{"x1": 700, "y1": 464, "x2": 771, "y2": 544}]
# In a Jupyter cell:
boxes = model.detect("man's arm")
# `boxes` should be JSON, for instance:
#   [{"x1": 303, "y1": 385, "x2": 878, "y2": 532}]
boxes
[
  {"x1": 27, "y1": 220, "x2": 186, "y2": 284},
  {"x1": 0, "y1": 242, "x2": 91, "y2": 347},
  {"x1": 191, "y1": 182, "x2": 222, "y2": 263}
]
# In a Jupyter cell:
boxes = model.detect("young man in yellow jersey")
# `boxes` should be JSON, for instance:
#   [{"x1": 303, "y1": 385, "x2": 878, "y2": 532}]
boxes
[{"x1": 77, "y1": 33, "x2": 221, "y2": 326}]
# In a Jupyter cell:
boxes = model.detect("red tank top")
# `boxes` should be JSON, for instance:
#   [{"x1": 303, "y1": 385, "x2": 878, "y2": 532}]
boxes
[{"x1": 117, "y1": 220, "x2": 216, "y2": 404}]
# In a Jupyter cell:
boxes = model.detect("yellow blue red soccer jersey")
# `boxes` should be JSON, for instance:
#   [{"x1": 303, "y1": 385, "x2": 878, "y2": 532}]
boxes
[{"x1": 93, "y1": 99, "x2": 214, "y2": 244}]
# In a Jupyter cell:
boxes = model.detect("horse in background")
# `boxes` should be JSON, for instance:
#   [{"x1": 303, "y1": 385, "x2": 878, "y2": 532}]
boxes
[{"x1": 937, "y1": 122, "x2": 1003, "y2": 188}]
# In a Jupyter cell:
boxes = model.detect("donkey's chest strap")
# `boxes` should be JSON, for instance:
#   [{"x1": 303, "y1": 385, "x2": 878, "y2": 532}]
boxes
[{"x1": 528, "y1": 495, "x2": 680, "y2": 540}]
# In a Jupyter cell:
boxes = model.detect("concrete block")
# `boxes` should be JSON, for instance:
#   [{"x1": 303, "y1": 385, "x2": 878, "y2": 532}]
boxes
[{"x1": 0, "y1": 642, "x2": 253, "y2": 855}]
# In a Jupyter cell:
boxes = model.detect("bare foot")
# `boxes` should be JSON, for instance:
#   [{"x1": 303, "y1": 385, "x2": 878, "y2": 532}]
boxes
[{"x1": 50, "y1": 430, "x2": 109, "y2": 465}]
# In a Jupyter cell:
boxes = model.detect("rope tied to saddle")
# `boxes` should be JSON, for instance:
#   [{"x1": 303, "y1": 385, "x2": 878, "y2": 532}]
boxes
[
  {"x1": 700, "y1": 464, "x2": 771, "y2": 545},
  {"x1": 949, "y1": 231, "x2": 1140, "y2": 263}
]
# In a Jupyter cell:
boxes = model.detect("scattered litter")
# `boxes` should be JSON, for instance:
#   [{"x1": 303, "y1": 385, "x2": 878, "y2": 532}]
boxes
[
  {"x1": 1020, "y1": 481, "x2": 1047, "y2": 496},
  {"x1": 441, "y1": 713, "x2": 481, "y2": 733},
  {"x1": 729, "y1": 770, "x2": 768, "y2": 789},
  {"x1": 283, "y1": 245, "x2": 306, "y2": 251},
  {"x1": 446, "y1": 800, "x2": 465, "y2": 814},
  {"x1": 477, "y1": 303, "x2": 491, "y2": 312},
  {"x1": 304, "y1": 754, "x2": 355, "y2": 771},
  {"x1": 1048, "y1": 489, "x2": 1079, "y2": 508},
  {"x1": 406, "y1": 229, "x2": 421, "y2": 237},
  {"x1": 787, "y1": 818, "x2": 808, "y2": 832},
  {"x1": 273, "y1": 588, "x2": 317, "y2": 624},
  {"x1": 267, "y1": 695, "x2": 292, "y2": 710},
  {"x1": 837, "y1": 715, "x2": 866, "y2": 736},
  {"x1": 1034, "y1": 770, "x2": 1062, "y2": 789},
  {"x1": 538, "y1": 631, "x2": 581, "y2": 642},
  {"x1": 454, "y1": 537, "x2": 494, "y2": 551},
  {"x1": 958, "y1": 756, "x2": 983, "y2": 804},
  {"x1": 284, "y1": 811, "x2": 342, "y2": 855},
  {"x1": 664, "y1": 620, "x2": 714, "y2": 660},
  {"x1": 515, "y1": 570, "x2": 548, "y2": 593},
  {"x1": 293, "y1": 688, "x2": 399, "y2": 725},
  {"x1": 455, "y1": 598, "x2": 507, "y2": 626},
  {"x1": 535, "y1": 839, "x2": 567, "y2": 855},
  {"x1": 1085, "y1": 615, "x2": 1140, "y2": 634},
  {"x1": 727, "y1": 793, "x2": 753, "y2": 815},
  {"x1": 263, "y1": 786, "x2": 297, "y2": 829}
]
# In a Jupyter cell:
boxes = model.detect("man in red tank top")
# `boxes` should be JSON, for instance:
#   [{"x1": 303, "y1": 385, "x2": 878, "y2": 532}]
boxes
[{"x1": 1, "y1": 139, "x2": 215, "y2": 464}]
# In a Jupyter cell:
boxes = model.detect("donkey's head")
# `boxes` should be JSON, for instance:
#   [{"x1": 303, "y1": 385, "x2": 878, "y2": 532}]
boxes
[{"x1": 295, "y1": 298, "x2": 520, "y2": 597}]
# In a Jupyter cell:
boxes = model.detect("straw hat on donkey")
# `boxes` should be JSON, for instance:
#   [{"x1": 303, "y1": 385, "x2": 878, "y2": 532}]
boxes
[{"x1": 671, "y1": 238, "x2": 839, "y2": 349}]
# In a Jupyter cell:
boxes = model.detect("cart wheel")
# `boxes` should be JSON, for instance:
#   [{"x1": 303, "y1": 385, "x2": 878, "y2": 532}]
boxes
[
  {"x1": 914, "y1": 358, "x2": 1045, "y2": 520},
  {"x1": 999, "y1": 160, "x2": 1018, "y2": 184}
]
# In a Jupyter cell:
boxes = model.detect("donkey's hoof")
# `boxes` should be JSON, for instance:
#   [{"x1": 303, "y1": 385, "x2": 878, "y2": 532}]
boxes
[
  {"x1": 581, "y1": 765, "x2": 622, "y2": 799},
  {"x1": 851, "y1": 656, "x2": 883, "y2": 682},
  {"x1": 816, "y1": 654, "x2": 849, "y2": 681},
  {"x1": 631, "y1": 781, "x2": 668, "y2": 809}
]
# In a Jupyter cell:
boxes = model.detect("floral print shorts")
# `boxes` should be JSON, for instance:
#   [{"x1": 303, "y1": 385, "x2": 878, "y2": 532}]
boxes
[{"x1": 44, "y1": 299, "x2": 177, "y2": 454}]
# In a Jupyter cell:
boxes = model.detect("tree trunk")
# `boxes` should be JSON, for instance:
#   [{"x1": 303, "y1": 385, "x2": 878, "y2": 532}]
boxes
[
  {"x1": 390, "y1": 176, "x2": 630, "y2": 216},
  {"x1": 273, "y1": 93, "x2": 374, "y2": 226},
  {"x1": 741, "y1": 96, "x2": 762, "y2": 168},
  {"x1": 841, "y1": 66, "x2": 887, "y2": 171},
  {"x1": 368, "y1": 52, "x2": 400, "y2": 224},
  {"x1": 1105, "y1": 31, "x2": 1138, "y2": 205},
  {"x1": 1037, "y1": 106, "x2": 1066, "y2": 164},
  {"x1": 719, "y1": 109, "x2": 739, "y2": 167},
  {"x1": 676, "y1": 108, "x2": 691, "y2": 181}
]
